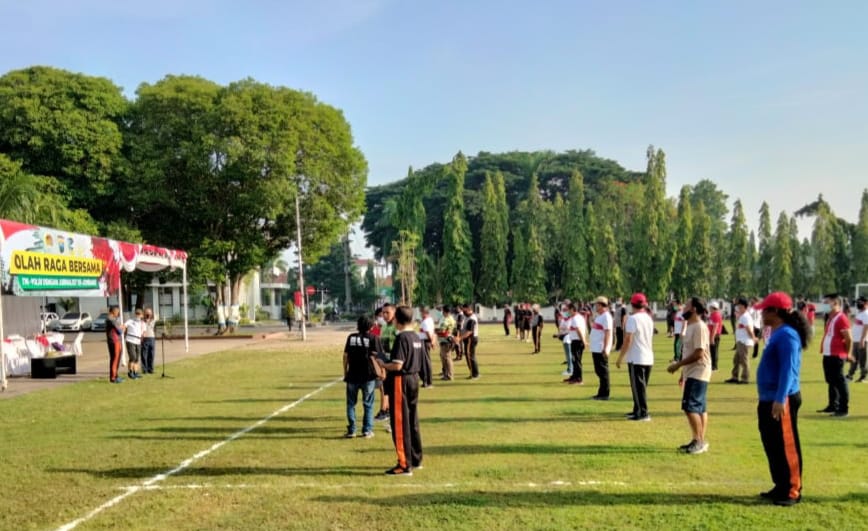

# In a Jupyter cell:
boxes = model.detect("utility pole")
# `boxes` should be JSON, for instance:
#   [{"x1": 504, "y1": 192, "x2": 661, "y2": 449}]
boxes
[{"x1": 295, "y1": 194, "x2": 306, "y2": 341}]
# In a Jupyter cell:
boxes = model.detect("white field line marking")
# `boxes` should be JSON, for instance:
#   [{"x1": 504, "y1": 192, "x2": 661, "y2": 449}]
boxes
[{"x1": 56, "y1": 378, "x2": 340, "y2": 531}]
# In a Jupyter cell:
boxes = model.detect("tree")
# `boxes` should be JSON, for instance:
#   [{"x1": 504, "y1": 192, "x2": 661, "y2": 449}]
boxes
[
  {"x1": 511, "y1": 175, "x2": 547, "y2": 301},
  {"x1": 727, "y1": 199, "x2": 751, "y2": 297},
  {"x1": 440, "y1": 152, "x2": 474, "y2": 305},
  {"x1": 393, "y1": 230, "x2": 419, "y2": 306},
  {"x1": 747, "y1": 231, "x2": 758, "y2": 295},
  {"x1": 587, "y1": 203, "x2": 622, "y2": 297},
  {"x1": 854, "y1": 190, "x2": 868, "y2": 284},
  {"x1": 477, "y1": 172, "x2": 508, "y2": 305},
  {"x1": 771, "y1": 211, "x2": 794, "y2": 293},
  {"x1": 789, "y1": 216, "x2": 809, "y2": 296},
  {"x1": 562, "y1": 170, "x2": 588, "y2": 300},
  {"x1": 630, "y1": 146, "x2": 674, "y2": 301},
  {"x1": 688, "y1": 202, "x2": 713, "y2": 298},
  {"x1": 809, "y1": 197, "x2": 837, "y2": 295},
  {"x1": 690, "y1": 180, "x2": 730, "y2": 295},
  {"x1": 0, "y1": 66, "x2": 127, "y2": 213},
  {"x1": 671, "y1": 186, "x2": 694, "y2": 299},
  {"x1": 756, "y1": 202, "x2": 773, "y2": 294},
  {"x1": 126, "y1": 76, "x2": 367, "y2": 311}
]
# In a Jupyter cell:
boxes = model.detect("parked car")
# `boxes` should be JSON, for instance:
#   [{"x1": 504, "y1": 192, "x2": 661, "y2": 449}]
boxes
[
  {"x1": 90, "y1": 312, "x2": 109, "y2": 332},
  {"x1": 53, "y1": 312, "x2": 93, "y2": 332},
  {"x1": 40, "y1": 312, "x2": 59, "y2": 333}
]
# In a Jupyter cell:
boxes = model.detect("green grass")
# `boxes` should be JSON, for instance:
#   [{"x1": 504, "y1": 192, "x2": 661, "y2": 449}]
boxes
[{"x1": 1, "y1": 323, "x2": 866, "y2": 530}]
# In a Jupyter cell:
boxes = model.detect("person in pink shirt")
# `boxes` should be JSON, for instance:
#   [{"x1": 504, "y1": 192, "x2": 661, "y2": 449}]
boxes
[
  {"x1": 816, "y1": 294, "x2": 853, "y2": 417},
  {"x1": 707, "y1": 301, "x2": 724, "y2": 371}
]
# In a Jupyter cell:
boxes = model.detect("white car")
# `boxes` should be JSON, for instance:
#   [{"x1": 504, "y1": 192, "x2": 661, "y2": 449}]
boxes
[
  {"x1": 40, "y1": 312, "x2": 59, "y2": 332},
  {"x1": 53, "y1": 312, "x2": 93, "y2": 332}
]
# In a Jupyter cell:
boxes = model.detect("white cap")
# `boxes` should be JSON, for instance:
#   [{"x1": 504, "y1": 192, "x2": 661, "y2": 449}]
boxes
[{"x1": 709, "y1": 301, "x2": 720, "y2": 310}]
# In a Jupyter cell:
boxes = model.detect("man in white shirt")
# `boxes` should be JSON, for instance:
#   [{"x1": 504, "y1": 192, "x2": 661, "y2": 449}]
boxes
[
  {"x1": 123, "y1": 309, "x2": 144, "y2": 380},
  {"x1": 616, "y1": 293, "x2": 655, "y2": 420},
  {"x1": 846, "y1": 297, "x2": 868, "y2": 383},
  {"x1": 672, "y1": 299, "x2": 685, "y2": 361},
  {"x1": 564, "y1": 302, "x2": 589, "y2": 385},
  {"x1": 726, "y1": 297, "x2": 757, "y2": 384},
  {"x1": 418, "y1": 306, "x2": 436, "y2": 387},
  {"x1": 590, "y1": 296, "x2": 614, "y2": 400}
]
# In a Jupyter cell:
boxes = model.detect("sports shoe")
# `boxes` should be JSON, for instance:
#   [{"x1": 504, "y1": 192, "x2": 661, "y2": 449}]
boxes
[
  {"x1": 361, "y1": 431, "x2": 374, "y2": 438},
  {"x1": 561, "y1": 371, "x2": 572, "y2": 376},
  {"x1": 679, "y1": 440, "x2": 697, "y2": 452},
  {"x1": 724, "y1": 378, "x2": 739, "y2": 384},
  {"x1": 845, "y1": 374, "x2": 854, "y2": 381},
  {"x1": 772, "y1": 495, "x2": 801, "y2": 506},
  {"x1": 568, "y1": 379, "x2": 583, "y2": 385},
  {"x1": 592, "y1": 395, "x2": 610, "y2": 401},
  {"x1": 686, "y1": 440, "x2": 708, "y2": 454},
  {"x1": 630, "y1": 415, "x2": 651, "y2": 422},
  {"x1": 374, "y1": 410, "x2": 389, "y2": 421},
  {"x1": 344, "y1": 431, "x2": 355, "y2": 438},
  {"x1": 385, "y1": 466, "x2": 412, "y2": 476},
  {"x1": 759, "y1": 489, "x2": 780, "y2": 500},
  {"x1": 625, "y1": 412, "x2": 638, "y2": 418},
  {"x1": 816, "y1": 406, "x2": 835, "y2": 413},
  {"x1": 413, "y1": 464, "x2": 423, "y2": 470},
  {"x1": 831, "y1": 411, "x2": 849, "y2": 418},
  {"x1": 111, "y1": 378, "x2": 124, "y2": 384}
]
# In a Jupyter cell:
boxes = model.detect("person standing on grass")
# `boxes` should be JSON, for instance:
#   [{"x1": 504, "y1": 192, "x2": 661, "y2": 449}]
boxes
[
  {"x1": 141, "y1": 308, "x2": 157, "y2": 374},
  {"x1": 667, "y1": 297, "x2": 711, "y2": 453},
  {"x1": 530, "y1": 303, "x2": 544, "y2": 354},
  {"x1": 590, "y1": 296, "x2": 613, "y2": 400},
  {"x1": 750, "y1": 296, "x2": 763, "y2": 359},
  {"x1": 846, "y1": 297, "x2": 868, "y2": 383},
  {"x1": 752, "y1": 291, "x2": 808, "y2": 506},
  {"x1": 503, "y1": 307, "x2": 513, "y2": 337},
  {"x1": 343, "y1": 316, "x2": 383, "y2": 439},
  {"x1": 418, "y1": 306, "x2": 436, "y2": 388},
  {"x1": 105, "y1": 305, "x2": 125, "y2": 383},
  {"x1": 726, "y1": 297, "x2": 757, "y2": 384},
  {"x1": 124, "y1": 308, "x2": 144, "y2": 380},
  {"x1": 616, "y1": 293, "x2": 655, "y2": 420},
  {"x1": 558, "y1": 303, "x2": 574, "y2": 377},
  {"x1": 564, "y1": 302, "x2": 589, "y2": 385},
  {"x1": 614, "y1": 297, "x2": 627, "y2": 351},
  {"x1": 459, "y1": 303, "x2": 481, "y2": 379},
  {"x1": 817, "y1": 294, "x2": 853, "y2": 417},
  {"x1": 672, "y1": 299, "x2": 685, "y2": 361},
  {"x1": 374, "y1": 304, "x2": 397, "y2": 422},
  {"x1": 707, "y1": 301, "x2": 723, "y2": 371},
  {"x1": 377, "y1": 305, "x2": 424, "y2": 475},
  {"x1": 437, "y1": 307, "x2": 456, "y2": 380}
]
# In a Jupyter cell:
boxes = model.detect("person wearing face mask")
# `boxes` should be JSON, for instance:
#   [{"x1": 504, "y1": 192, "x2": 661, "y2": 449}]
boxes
[
  {"x1": 616, "y1": 293, "x2": 655, "y2": 420},
  {"x1": 374, "y1": 304, "x2": 396, "y2": 422},
  {"x1": 140, "y1": 308, "x2": 157, "y2": 374},
  {"x1": 846, "y1": 297, "x2": 868, "y2": 383},
  {"x1": 563, "y1": 302, "x2": 589, "y2": 385},
  {"x1": 436, "y1": 306, "x2": 457, "y2": 380}
]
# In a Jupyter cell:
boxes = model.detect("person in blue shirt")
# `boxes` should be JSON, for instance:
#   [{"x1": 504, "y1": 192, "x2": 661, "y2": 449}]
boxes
[{"x1": 754, "y1": 292, "x2": 811, "y2": 507}]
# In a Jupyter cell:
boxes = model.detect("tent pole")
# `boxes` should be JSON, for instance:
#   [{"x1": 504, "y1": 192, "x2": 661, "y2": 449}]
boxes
[
  {"x1": 0, "y1": 287, "x2": 7, "y2": 391},
  {"x1": 182, "y1": 265, "x2": 189, "y2": 353}
]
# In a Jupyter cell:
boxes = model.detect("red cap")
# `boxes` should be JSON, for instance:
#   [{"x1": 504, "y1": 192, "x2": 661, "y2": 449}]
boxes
[
  {"x1": 630, "y1": 292, "x2": 648, "y2": 306},
  {"x1": 754, "y1": 292, "x2": 793, "y2": 311}
]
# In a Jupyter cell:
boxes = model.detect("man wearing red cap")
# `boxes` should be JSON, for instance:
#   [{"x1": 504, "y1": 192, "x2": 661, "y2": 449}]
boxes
[
  {"x1": 616, "y1": 293, "x2": 655, "y2": 421},
  {"x1": 817, "y1": 294, "x2": 853, "y2": 417},
  {"x1": 754, "y1": 291, "x2": 808, "y2": 506}
]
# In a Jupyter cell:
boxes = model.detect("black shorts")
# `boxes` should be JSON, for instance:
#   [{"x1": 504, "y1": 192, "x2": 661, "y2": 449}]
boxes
[{"x1": 681, "y1": 378, "x2": 708, "y2": 414}]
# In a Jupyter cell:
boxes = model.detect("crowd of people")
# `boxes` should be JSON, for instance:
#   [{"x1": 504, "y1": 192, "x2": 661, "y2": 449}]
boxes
[{"x1": 339, "y1": 291, "x2": 867, "y2": 505}]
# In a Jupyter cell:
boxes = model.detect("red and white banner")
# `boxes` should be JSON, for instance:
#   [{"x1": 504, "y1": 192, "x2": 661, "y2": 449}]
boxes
[{"x1": 0, "y1": 219, "x2": 187, "y2": 297}]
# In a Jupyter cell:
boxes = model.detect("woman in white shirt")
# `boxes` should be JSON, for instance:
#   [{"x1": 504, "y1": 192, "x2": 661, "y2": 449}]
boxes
[{"x1": 616, "y1": 293, "x2": 655, "y2": 421}]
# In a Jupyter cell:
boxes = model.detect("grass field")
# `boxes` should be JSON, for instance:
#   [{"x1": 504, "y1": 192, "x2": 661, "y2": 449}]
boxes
[{"x1": 1, "y1": 322, "x2": 866, "y2": 530}]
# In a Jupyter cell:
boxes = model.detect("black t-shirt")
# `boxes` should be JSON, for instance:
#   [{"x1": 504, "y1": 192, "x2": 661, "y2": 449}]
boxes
[
  {"x1": 344, "y1": 332, "x2": 382, "y2": 383},
  {"x1": 390, "y1": 330, "x2": 423, "y2": 375}
]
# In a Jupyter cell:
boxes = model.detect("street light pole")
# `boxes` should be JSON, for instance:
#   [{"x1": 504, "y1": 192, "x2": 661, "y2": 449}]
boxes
[{"x1": 295, "y1": 194, "x2": 307, "y2": 341}]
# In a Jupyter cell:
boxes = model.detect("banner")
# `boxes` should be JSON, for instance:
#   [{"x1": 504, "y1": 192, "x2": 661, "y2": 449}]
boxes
[{"x1": 0, "y1": 219, "x2": 187, "y2": 298}]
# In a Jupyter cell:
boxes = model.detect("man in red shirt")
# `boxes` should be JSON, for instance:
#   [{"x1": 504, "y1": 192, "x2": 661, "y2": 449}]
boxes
[
  {"x1": 707, "y1": 301, "x2": 723, "y2": 371},
  {"x1": 817, "y1": 294, "x2": 854, "y2": 417}
]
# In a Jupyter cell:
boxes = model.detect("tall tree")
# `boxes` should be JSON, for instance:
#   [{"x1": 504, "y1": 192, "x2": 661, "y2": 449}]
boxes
[
  {"x1": 512, "y1": 175, "x2": 547, "y2": 301},
  {"x1": 727, "y1": 199, "x2": 751, "y2": 297},
  {"x1": 562, "y1": 170, "x2": 588, "y2": 300},
  {"x1": 790, "y1": 216, "x2": 809, "y2": 296},
  {"x1": 477, "y1": 172, "x2": 508, "y2": 305},
  {"x1": 671, "y1": 185, "x2": 694, "y2": 299},
  {"x1": 854, "y1": 189, "x2": 868, "y2": 285},
  {"x1": 441, "y1": 152, "x2": 474, "y2": 305},
  {"x1": 586, "y1": 203, "x2": 622, "y2": 296},
  {"x1": 690, "y1": 180, "x2": 730, "y2": 295},
  {"x1": 756, "y1": 202, "x2": 773, "y2": 294},
  {"x1": 809, "y1": 197, "x2": 837, "y2": 295},
  {"x1": 393, "y1": 230, "x2": 420, "y2": 306},
  {"x1": 0, "y1": 66, "x2": 127, "y2": 213},
  {"x1": 771, "y1": 211, "x2": 794, "y2": 293},
  {"x1": 630, "y1": 146, "x2": 674, "y2": 301},
  {"x1": 689, "y1": 202, "x2": 713, "y2": 297},
  {"x1": 747, "y1": 231, "x2": 758, "y2": 295}
]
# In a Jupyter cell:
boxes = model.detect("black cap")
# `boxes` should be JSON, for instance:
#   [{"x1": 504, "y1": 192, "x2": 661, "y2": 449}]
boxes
[
  {"x1": 823, "y1": 293, "x2": 839, "y2": 300},
  {"x1": 736, "y1": 297, "x2": 749, "y2": 307}
]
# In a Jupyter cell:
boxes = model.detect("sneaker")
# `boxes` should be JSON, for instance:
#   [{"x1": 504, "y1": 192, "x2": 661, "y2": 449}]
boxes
[
  {"x1": 679, "y1": 440, "x2": 697, "y2": 452},
  {"x1": 568, "y1": 379, "x2": 583, "y2": 385},
  {"x1": 413, "y1": 464, "x2": 423, "y2": 470},
  {"x1": 374, "y1": 411, "x2": 389, "y2": 421},
  {"x1": 831, "y1": 411, "x2": 849, "y2": 418},
  {"x1": 759, "y1": 489, "x2": 780, "y2": 500},
  {"x1": 344, "y1": 431, "x2": 355, "y2": 438},
  {"x1": 686, "y1": 440, "x2": 708, "y2": 454},
  {"x1": 471, "y1": 375, "x2": 480, "y2": 380},
  {"x1": 592, "y1": 396, "x2": 610, "y2": 401},
  {"x1": 816, "y1": 406, "x2": 835, "y2": 413},
  {"x1": 630, "y1": 415, "x2": 651, "y2": 422},
  {"x1": 625, "y1": 412, "x2": 638, "y2": 418},
  {"x1": 724, "y1": 378, "x2": 739, "y2": 384},
  {"x1": 737, "y1": 380, "x2": 750, "y2": 384},
  {"x1": 857, "y1": 377, "x2": 866, "y2": 383},
  {"x1": 385, "y1": 466, "x2": 412, "y2": 476},
  {"x1": 845, "y1": 374, "x2": 854, "y2": 381},
  {"x1": 111, "y1": 378, "x2": 124, "y2": 384},
  {"x1": 361, "y1": 431, "x2": 374, "y2": 438},
  {"x1": 561, "y1": 371, "x2": 572, "y2": 376},
  {"x1": 772, "y1": 495, "x2": 801, "y2": 506}
]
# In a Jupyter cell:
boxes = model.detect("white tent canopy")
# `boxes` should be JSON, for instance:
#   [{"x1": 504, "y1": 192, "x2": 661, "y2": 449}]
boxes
[{"x1": 0, "y1": 218, "x2": 189, "y2": 390}]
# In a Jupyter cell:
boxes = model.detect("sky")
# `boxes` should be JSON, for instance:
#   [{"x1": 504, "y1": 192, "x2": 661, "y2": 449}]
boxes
[{"x1": 2, "y1": 0, "x2": 867, "y2": 257}]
